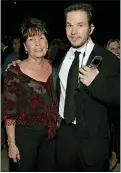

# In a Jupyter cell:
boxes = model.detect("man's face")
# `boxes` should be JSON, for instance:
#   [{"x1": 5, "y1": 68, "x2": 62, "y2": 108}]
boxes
[
  {"x1": 108, "y1": 41, "x2": 120, "y2": 59},
  {"x1": 66, "y1": 10, "x2": 93, "y2": 48},
  {"x1": 12, "y1": 39, "x2": 21, "y2": 53}
]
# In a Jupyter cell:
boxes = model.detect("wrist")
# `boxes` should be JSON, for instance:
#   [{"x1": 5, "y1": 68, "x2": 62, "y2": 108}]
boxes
[
  {"x1": 8, "y1": 142, "x2": 16, "y2": 147},
  {"x1": 7, "y1": 137, "x2": 16, "y2": 146}
]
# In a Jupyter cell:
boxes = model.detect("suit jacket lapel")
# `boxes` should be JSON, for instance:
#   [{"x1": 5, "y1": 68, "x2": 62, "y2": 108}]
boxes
[
  {"x1": 86, "y1": 44, "x2": 97, "y2": 66},
  {"x1": 52, "y1": 45, "x2": 70, "y2": 92}
]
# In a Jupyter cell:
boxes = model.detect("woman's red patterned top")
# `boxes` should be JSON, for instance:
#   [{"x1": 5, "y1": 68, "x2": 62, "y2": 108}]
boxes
[{"x1": 3, "y1": 64, "x2": 58, "y2": 139}]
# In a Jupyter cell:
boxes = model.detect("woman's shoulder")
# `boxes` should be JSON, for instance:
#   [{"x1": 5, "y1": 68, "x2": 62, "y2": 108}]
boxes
[
  {"x1": 7, "y1": 65, "x2": 18, "y2": 74},
  {"x1": 7, "y1": 59, "x2": 28, "y2": 76},
  {"x1": 5, "y1": 65, "x2": 19, "y2": 80},
  {"x1": 17, "y1": 59, "x2": 29, "y2": 72},
  {"x1": 18, "y1": 59, "x2": 27, "y2": 67}
]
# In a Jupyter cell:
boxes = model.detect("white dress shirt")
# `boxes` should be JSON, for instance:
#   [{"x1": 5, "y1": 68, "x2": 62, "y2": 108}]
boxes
[{"x1": 59, "y1": 38, "x2": 95, "y2": 124}]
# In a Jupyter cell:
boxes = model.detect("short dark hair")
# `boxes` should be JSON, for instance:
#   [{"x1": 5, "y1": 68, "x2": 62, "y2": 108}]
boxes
[
  {"x1": 20, "y1": 18, "x2": 48, "y2": 42},
  {"x1": 12, "y1": 37, "x2": 20, "y2": 42},
  {"x1": 64, "y1": 3, "x2": 94, "y2": 25}
]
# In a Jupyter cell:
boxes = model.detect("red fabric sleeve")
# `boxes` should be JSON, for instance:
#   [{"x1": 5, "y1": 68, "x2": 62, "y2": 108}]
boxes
[{"x1": 3, "y1": 67, "x2": 19, "y2": 125}]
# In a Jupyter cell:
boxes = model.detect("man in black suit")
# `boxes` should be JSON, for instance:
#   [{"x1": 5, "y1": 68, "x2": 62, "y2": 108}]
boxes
[{"x1": 52, "y1": 3, "x2": 120, "y2": 171}]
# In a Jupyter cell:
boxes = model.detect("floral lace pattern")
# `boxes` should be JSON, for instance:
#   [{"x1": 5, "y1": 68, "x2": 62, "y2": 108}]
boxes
[
  {"x1": 4, "y1": 99, "x2": 15, "y2": 110},
  {"x1": 3, "y1": 65, "x2": 58, "y2": 139},
  {"x1": 28, "y1": 81, "x2": 46, "y2": 94}
]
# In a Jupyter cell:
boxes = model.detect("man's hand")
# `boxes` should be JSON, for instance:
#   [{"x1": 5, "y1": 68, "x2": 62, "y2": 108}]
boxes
[
  {"x1": 79, "y1": 66, "x2": 99, "y2": 87},
  {"x1": 6, "y1": 60, "x2": 21, "y2": 71}
]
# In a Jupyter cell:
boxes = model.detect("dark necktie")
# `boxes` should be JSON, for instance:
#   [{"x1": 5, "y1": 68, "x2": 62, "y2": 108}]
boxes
[{"x1": 64, "y1": 51, "x2": 81, "y2": 123}]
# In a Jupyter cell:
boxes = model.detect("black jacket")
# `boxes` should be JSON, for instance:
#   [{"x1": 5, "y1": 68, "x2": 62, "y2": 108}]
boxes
[{"x1": 52, "y1": 43, "x2": 120, "y2": 166}]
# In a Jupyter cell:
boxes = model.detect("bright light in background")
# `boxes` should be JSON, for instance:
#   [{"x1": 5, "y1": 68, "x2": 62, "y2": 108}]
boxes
[{"x1": 14, "y1": 2, "x2": 16, "y2": 5}]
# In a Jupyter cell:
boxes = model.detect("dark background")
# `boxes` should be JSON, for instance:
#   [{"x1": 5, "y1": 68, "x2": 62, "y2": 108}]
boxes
[{"x1": 1, "y1": 0, "x2": 120, "y2": 46}]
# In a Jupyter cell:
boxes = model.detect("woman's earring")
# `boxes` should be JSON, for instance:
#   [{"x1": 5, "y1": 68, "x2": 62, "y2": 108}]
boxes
[
  {"x1": 47, "y1": 43, "x2": 48, "y2": 50},
  {"x1": 26, "y1": 51, "x2": 28, "y2": 54}
]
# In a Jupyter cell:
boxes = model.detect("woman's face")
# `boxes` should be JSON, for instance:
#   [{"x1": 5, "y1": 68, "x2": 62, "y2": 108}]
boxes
[
  {"x1": 24, "y1": 32, "x2": 48, "y2": 59},
  {"x1": 108, "y1": 41, "x2": 120, "y2": 59}
]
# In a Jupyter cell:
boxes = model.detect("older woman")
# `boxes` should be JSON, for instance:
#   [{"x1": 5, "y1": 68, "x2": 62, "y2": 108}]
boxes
[{"x1": 3, "y1": 18, "x2": 58, "y2": 171}]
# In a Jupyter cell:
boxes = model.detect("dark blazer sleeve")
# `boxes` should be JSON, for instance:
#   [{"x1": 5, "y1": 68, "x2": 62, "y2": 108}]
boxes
[{"x1": 87, "y1": 50, "x2": 120, "y2": 106}]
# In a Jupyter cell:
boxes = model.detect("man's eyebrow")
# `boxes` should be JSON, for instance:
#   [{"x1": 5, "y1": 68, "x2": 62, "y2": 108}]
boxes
[
  {"x1": 66, "y1": 22, "x2": 84, "y2": 25},
  {"x1": 66, "y1": 22, "x2": 72, "y2": 25}
]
